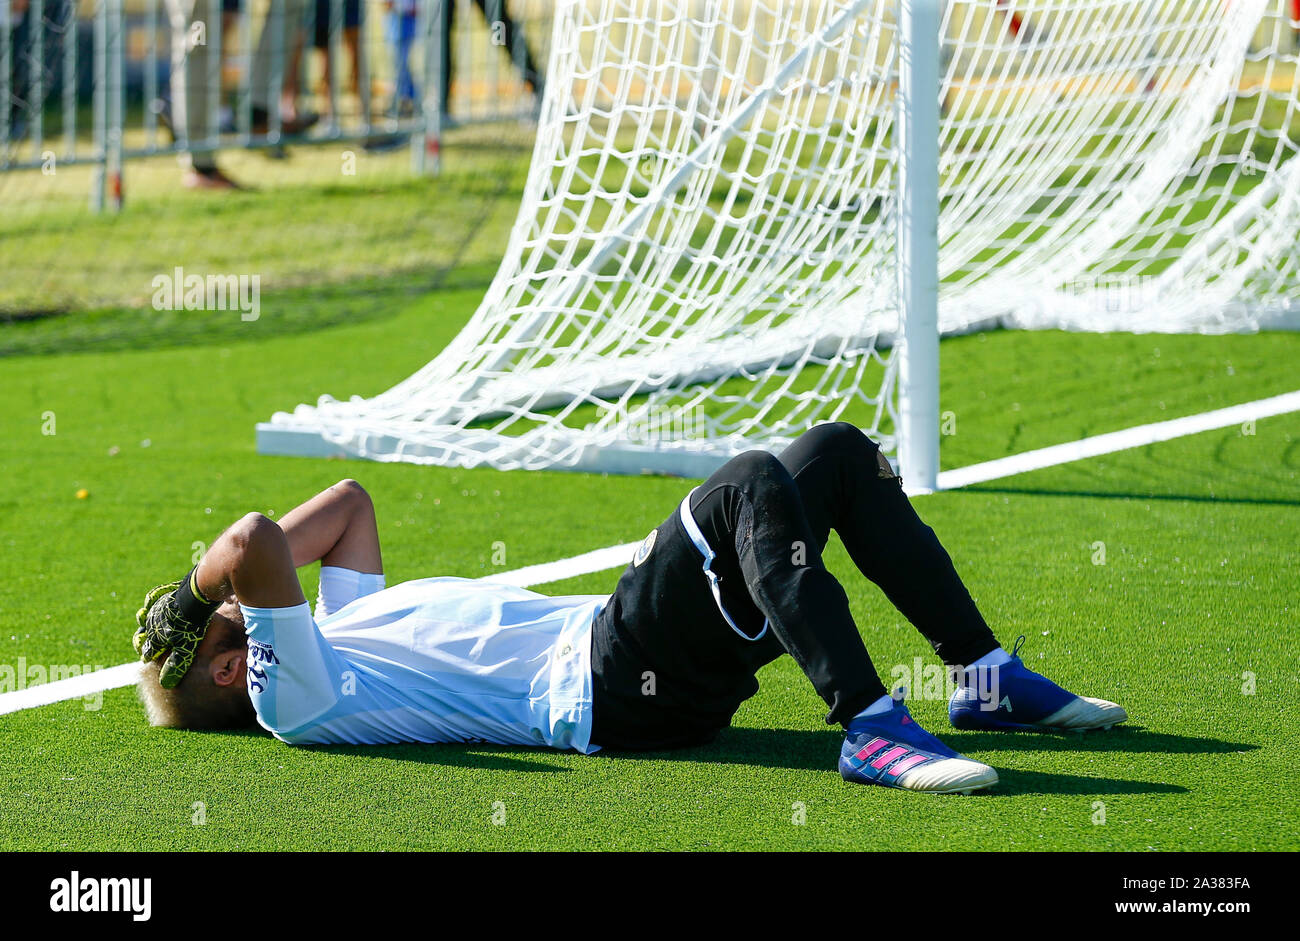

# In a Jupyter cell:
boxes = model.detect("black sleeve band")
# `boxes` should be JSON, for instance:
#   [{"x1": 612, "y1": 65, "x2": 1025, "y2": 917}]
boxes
[{"x1": 173, "y1": 565, "x2": 222, "y2": 628}]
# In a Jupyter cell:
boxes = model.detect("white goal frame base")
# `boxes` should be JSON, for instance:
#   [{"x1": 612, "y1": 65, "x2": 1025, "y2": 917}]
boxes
[{"x1": 255, "y1": 422, "x2": 744, "y2": 478}]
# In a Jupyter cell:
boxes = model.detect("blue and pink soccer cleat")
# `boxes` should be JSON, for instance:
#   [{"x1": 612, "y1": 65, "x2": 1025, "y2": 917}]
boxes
[
  {"x1": 840, "y1": 693, "x2": 998, "y2": 794},
  {"x1": 948, "y1": 636, "x2": 1128, "y2": 732}
]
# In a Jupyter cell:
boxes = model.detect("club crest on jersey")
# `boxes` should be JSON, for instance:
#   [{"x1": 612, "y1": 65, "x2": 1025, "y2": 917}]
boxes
[{"x1": 633, "y1": 529, "x2": 658, "y2": 566}]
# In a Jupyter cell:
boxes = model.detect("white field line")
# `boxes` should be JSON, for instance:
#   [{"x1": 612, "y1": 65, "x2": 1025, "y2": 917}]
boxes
[
  {"x1": 0, "y1": 662, "x2": 143, "y2": 716},
  {"x1": 4, "y1": 389, "x2": 1298, "y2": 717},
  {"x1": 934, "y1": 389, "x2": 1300, "y2": 491},
  {"x1": 476, "y1": 543, "x2": 640, "y2": 588}
]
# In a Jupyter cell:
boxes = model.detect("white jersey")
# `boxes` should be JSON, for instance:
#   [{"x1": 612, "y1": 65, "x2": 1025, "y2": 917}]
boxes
[{"x1": 238, "y1": 570, "x2": 606, "y2": 753}]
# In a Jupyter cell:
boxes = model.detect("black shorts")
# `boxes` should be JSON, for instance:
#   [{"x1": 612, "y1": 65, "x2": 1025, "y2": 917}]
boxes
[
  {"x1": 588, "y1": 488, "x2": 785, "y2": 750},
  {"x1": 587, "y1": 422, "x2": 999, "y2": 751},
  {"x1": 313, "y1": 0, "x2": 363, "y2": 48}
]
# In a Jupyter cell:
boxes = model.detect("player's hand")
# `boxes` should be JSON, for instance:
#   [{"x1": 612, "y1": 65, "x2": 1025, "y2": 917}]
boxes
[{"x1": 133, "y1": 580, "x2": 210, "y2": 688}]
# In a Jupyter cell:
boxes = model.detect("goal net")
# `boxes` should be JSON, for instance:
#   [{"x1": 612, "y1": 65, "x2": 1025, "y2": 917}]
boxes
[{"x1": 258, "y1": 0, "x2": 1300, "y2": 479}]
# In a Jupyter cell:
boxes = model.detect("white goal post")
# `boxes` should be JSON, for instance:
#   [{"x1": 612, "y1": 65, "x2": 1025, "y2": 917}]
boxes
[{"x1": 258, "y1": 0, "x2": 1300, "y2": 487}]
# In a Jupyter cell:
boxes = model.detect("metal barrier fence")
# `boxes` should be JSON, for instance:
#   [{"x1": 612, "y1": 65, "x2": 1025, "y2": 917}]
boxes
[{"x1": 0, "y1": 0, "x2": 554, "y2": 210}]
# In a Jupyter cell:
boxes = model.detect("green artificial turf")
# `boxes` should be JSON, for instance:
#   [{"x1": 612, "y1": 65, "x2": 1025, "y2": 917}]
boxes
[
  {"x1": 0, "y1": 125, "x2": 534, "y2": 321},
  {"x1": 3, "y1": 118, "x2": 1299, "y2": 850},
  {"x1": 1, "y1": 284, "x2": 1297, "y2": 849}
]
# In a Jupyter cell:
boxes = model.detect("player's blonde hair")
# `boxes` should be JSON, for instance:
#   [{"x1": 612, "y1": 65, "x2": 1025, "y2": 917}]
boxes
[{"x1": 136, "y1": 610, "x2": 258, "y2": 730}]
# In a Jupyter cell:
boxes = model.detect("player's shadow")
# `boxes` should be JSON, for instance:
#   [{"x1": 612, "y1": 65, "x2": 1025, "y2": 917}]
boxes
[
  {"x1": 946, "y1": 725, "x2": 1259, "y2": 756},
  {"x1": 306, "y1": 741, "x2": 573, "y2": 772},
  {"x1": 189, "y1": 727, "x2": 573, "y2": 771},
  {"x1": 974, "y1": 767, "x2": 1188, "y2": 796},
  {"x1": 600, "y1": 725, "x2": 1249, "y2": 795}
]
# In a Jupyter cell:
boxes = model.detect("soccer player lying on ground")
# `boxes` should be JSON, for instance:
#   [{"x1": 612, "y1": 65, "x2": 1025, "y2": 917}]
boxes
[{"x1": 134, "y1": 422, "x2": 1126, "y2": 794}]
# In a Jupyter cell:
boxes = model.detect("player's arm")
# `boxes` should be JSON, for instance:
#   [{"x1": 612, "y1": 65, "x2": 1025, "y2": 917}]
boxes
[
  {"x1": 274, "y1": 478, "x2": 383, "y2": 575},
  {"x1": 133, "y1": 480, "x2": 381, "y2": 687},
  {"x1": 191, "y1": 476, "x2": 382, "y2": 606},
  {"x1": 135, "y1": 510, "x2": 304, "y2": 686},
  {"x1": 192, "y1": 513, "x2": 304, "y2": 609}
]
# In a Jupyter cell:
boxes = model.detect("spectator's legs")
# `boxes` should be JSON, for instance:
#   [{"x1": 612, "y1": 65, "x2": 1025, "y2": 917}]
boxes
[
  {"x1": 397, "y1": 13, "x2": 419, "y2": 112},
  {"x1": 8, "y1": 5, "x2": 32, "y2": 135},
  {"x1": 249, "y1": 0, "x2": 308, "y2": 117},
  {"x1": 343, "y1": 25, "x2": 361, "y2": 97},
  {"x1": 320, "y1": 34, "x2": 361, "y2": 104},
  {"x1": 437, "y1": 1, "x2": 454, "y2": 116},
  {"x1": 165, "y1": 0, "x2": 226, "y2": 183},
  {"x1": 472, "y1": 0, "x2": 545, "y2": 97},
  {"x1": 283, "y1": 30, "x2": 306, "y2": 119}
]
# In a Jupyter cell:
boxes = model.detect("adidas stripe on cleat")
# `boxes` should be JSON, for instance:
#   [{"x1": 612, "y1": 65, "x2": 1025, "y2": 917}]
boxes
[
  {"x1": 840, "y1": 697, "x2": 997, "y2": 794},
  {"x1": 948, "y1": 636, "x2": 1128, "y2": 732}
]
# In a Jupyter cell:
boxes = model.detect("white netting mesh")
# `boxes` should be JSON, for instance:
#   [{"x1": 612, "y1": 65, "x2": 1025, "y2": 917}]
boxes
[
  {"x1": 261, "y1": 0, "x2": 1300, "y2": 474},
  {"x1": 941, "y1": 0, "x2": 1300, "y2": 333}
]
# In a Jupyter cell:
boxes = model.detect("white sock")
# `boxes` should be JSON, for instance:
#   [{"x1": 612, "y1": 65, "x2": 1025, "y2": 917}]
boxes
[
  {"x1": 969, "y1": 647, "x2": 1012, "y2": 669},
  {"x1": 959, "y1": 647, "x2": 1012, "y2": 685},
  {"x1": 851, "y1": 693, "x2": 896, "y2": 723}
]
